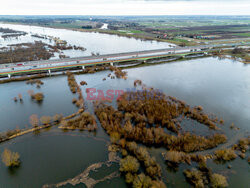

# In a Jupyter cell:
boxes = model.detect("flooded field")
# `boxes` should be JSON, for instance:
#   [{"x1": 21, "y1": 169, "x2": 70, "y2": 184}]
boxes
[
  {"x1": 0, "y1": 23, "x2": 172, "y2": 59},
  {"x1": 0, "y1": 21, "x2": 249, "y2": 188},
  {"x1": 0, "y1": 55, "x2": 249, "y2": 187}
]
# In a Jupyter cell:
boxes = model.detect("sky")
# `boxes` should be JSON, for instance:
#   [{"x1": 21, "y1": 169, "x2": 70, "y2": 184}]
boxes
[{"x1": 0, "y1": 0, "x2": 249, "y2": 15}]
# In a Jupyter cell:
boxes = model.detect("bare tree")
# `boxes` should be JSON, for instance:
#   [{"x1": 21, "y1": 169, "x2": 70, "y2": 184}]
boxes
[
  {"x1": 29, "y1": 114, "x2": 39, "y2": 127},
  {"x1": 1, "y1": 148, "x2": 20, "y2": 167},
  {"x1": 40, "y1": 116, "x2": 51, "y2": 125},
  {"x1": 18, "y1": 93, "x2": 23, "y2": 101}
]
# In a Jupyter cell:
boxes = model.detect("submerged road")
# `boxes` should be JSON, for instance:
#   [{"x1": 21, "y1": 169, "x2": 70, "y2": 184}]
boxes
[{"x1": 0, "y1": 42, "x2": 249, "y2": 76}]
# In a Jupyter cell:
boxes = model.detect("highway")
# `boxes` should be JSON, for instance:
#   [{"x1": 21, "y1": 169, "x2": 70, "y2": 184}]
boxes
[{"x1": 0, "y1": 42, "x2": 249, "y2": 76}]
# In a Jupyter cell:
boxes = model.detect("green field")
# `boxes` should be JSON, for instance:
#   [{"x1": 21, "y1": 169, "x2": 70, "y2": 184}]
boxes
[{"x1": 235, "y1": 33, "x2": 250, "y2": 37}]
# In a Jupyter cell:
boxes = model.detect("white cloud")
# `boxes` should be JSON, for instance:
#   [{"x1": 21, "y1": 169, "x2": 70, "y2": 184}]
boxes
[{"x1": 0, "y1": 0, "x2": 249, "y2": 15}]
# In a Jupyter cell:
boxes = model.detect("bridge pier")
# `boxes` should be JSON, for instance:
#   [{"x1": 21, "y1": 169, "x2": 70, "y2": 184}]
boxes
[
  {"x1": 82, "y1": 66, "x2": 85, "y2": 69},
  {"x1": 8, "y1": 74, "x2": 11, "y2": 78}
]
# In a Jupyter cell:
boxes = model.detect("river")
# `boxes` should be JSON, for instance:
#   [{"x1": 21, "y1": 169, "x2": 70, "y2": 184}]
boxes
[{"x1": 0, "y1": 23, "x2": 173, "y2": 59}]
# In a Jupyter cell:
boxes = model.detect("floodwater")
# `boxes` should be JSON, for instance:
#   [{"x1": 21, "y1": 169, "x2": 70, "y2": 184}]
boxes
[
  {"x1": 0, "y1": 56, "x2": 249, "y2": 187},
  {"x1": 0, "y1": 23, "x2": 173, "y2": 59},
  {"x1": 0, "y1": 24, "x2": 250, "y2": 188}
]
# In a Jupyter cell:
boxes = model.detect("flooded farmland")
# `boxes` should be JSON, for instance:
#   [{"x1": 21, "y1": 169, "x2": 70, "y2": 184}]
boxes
[{"x1": 0, "y1": 23, "x2": 249, "y2": 188}]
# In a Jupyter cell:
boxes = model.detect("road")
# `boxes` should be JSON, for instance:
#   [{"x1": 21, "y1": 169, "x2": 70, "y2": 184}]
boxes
[{"x1": 0, "y1": 42, "x2": 249, "y2": 76}]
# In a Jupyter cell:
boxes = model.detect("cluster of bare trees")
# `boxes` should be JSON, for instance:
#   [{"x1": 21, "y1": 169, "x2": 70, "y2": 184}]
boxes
[
  {"x1": 80, "y1": 81, "x2": 87, "y2": 86},
  {"x1": 13, "y1": 89, "x2": 45, "y2": 104},
  {"x1": 0, "y1": 42, "x2": 53, "y2": 64},
  {"x1": 109, "y1": 132, "x2": 165, "y2": 187},
  {"x1": 92, "y1": 81, "x2": 236, "y2": 187},
  {"x1": 94, "y1": 99, "x2": 226, "y2": 153},
  {"x1": 107, "y1": 73, "x2": 115, "y2": 79},
  {"x1": 0, "y1": 129, "x2": 21, "y2": 142},
  {"x1": 109, "y1": 65, "x2": 127, "y2": 79},
  {"x1": 60, "y1": 112, "x2": 97, "y2": 131},
  {"x1": 0, "y1": 74, "x2": 47, "y2": 84},
  {"x1": 117, "y1": 85, "x2": 223, "y2": 132},
  {"x1": 67, "y1": 72, "x2": 78, "y2": 93},
  {"x1": 119, "y1": 153, "x2": 166, "y2": 188},
  {"x1": 214, "y1": 148, "x2": 237, "y2": 161},
  {"x1": 67, "y1": 72, "x2": 84, "y2": 109},
  {"x1": 64, "y1": 72, "x2": 97, "y2": 131},
  {"x1": 13, "y1": 93, "x2": 23, "y2": 102},
  {"x1": 232, "y1": 137, "x2": 250, "y2": 153},
  {"x1": 26, "y1": 79, "x2": 44, "y2": 88},
  {"x1": 29, "y1": 114, "x2": 63, "y2": 128},
  {"x1": 28, "y1": 90, "x2": 44, "y2": 102},
  {"x1": 93, "y1": 80, "x2": 250, "y2": 187},
  {"x1": 184, "y1": 167, "x2": 228, "y2": 188},
  {"x1": 48, "y1": 44, "x2": 86, "y2": 52},
  {"x1": 0, "y1": 27, "x2": 21, "y2": 33}
]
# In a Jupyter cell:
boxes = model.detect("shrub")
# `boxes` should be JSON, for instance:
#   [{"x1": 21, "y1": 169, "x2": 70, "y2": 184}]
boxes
[
  {"x1": 134, "y1": 80, "x2": 142, "y2": 87},
  {"x1": 62, "y1": 112, "x2": 97, "y2": 131},
  {"x1": 184, "y1": 168, "x2": 204, "y2": 188},
  {"x1": 237, "y1": 137, "x2": 250, "y2": 152},
  {"x1": 32, "y1": 93, "x2": 44, "y2": 102},
  {"x1": 163, "y1": 150, "x2": 189, "y2": 164},
  {"x1": 109, "y1": 66, "x2": 127, "y2": 79},
  {"x1": 80, "y1": 81, "x2": 87, "y2": 86},
  {"x1": 210, "y1": 173, "x2": 228, "y2": 188},
  {"x1": 214, "y1": 149, "x2": 237, "y2": 161},
  {"x1": 132, "y1": 173, "x2": 152, "y2": 188}
]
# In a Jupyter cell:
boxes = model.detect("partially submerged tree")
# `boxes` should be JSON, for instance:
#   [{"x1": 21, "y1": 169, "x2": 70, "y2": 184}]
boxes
[
  {"x1": 119, "y1": 155, "x2": 140, "y2": 173},
  {"x1": 214, "y1": 148, "x2": 237, "y2": 161},
  {"x1": 1, "y1": 148, "x2": 20, "y2": 167},
  {"x1": 40, "y1": 116, "x2": 51, "y2": 125},
  {"x1": 183, "y1": 168, "x2": 204, "y2": 188},
  {"x1": 53, "y1": 114, "x2": 63, "y2": 122},
  {"x1": 28, "y1": 90, "x2": 44, "y2": 102},
  {"x1": 33, "y1": 93, "x2": 44, "y2": 102},
  {"x1": 132, "y1": 173, "x2": 152, "y2": 188},
  {"x1": 210, "y1": 173, "x2": 228, "y2": 188},
  {"x1": 30, "y1": 114, "x2": 39, "y2": 127},
  {"x1": 18, "y1": 93, "x2": 23, "y2": 101},
  {"x1": 110, "y1": 131, "x2": 121, "y2": 144}
]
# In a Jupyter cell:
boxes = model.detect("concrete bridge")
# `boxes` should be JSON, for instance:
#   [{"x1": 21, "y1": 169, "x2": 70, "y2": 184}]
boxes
[{"x1": 0, "y1": 42, "x2": 248, "y2": 77}]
